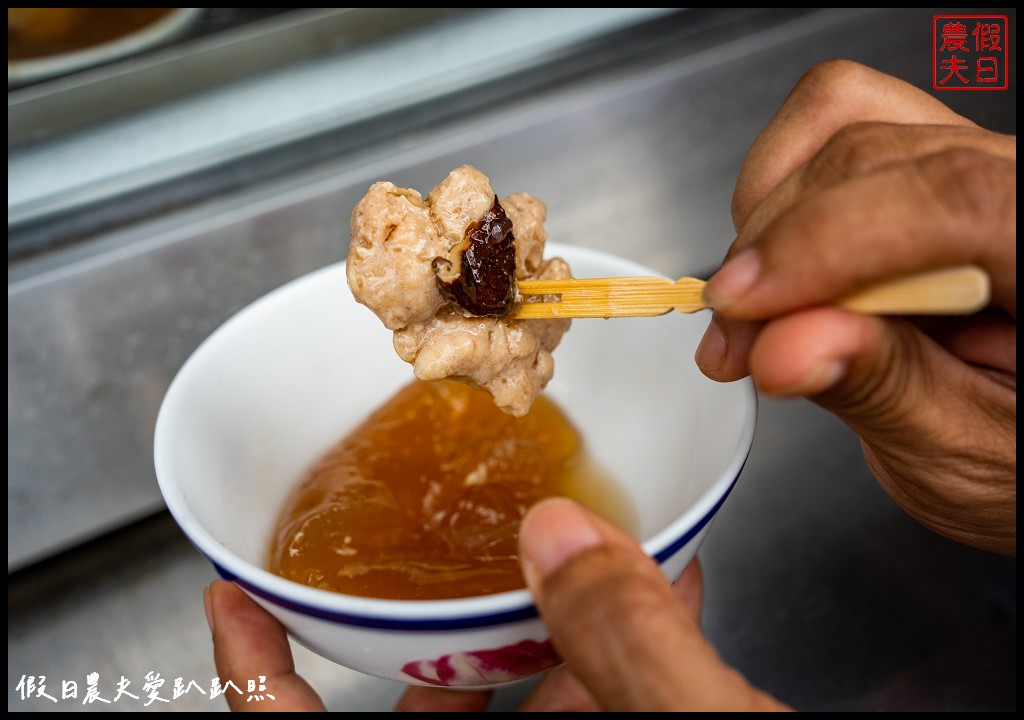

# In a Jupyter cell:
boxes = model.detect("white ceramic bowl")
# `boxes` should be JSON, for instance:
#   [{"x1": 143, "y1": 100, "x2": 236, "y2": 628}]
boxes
[{"x1": 154, "y1": 243, "x2": 756, "y2": 688}]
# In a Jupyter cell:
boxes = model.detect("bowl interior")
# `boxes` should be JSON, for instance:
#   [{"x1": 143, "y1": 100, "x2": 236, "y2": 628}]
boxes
[{"x1": 155, "y1": 243, "x2": 755, "y2": 605}]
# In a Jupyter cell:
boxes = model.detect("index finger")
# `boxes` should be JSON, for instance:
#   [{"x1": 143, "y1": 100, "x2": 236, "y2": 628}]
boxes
[
  {"x1": 709, "y1": 149, "x2": 1016, "y2": 320},
  {"x1": 732, "y1": 60, "x2": 974, "y2": 231},
  {"x1": 208, "y1": 580, "x2": 326, "y2": 712}
]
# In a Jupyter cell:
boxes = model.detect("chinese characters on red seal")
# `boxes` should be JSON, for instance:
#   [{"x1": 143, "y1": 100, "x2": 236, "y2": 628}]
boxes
[{"x1": 934, "y1": 15, "x2": 1008, "y2": 90}]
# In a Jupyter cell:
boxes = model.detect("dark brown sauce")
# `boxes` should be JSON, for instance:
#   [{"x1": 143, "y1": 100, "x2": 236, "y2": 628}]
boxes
[
  {"x1": 8, "y1": 9, "x2": 176, "y2": 61},
  {"x1": 268, "y1": 379, "x2": 635, "y2": 600},
  {"x1": 433, "y1": 196, "x2": 517, "y2": 317}
]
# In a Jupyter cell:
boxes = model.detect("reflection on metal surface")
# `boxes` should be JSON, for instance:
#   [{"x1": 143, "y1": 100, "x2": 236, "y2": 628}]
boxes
[
  {"x1": 7, "y1": 7, "x2": 758, "y2": 569},
  {"x1": 6, "y1": 7, "x2": 1016, "y2": 712},
  {"x1": 8, "y1": 8, "x2": 677, "y2": 249},
  {"x1": 7, "y1": 8, "x2": 458, "y2": 137}
]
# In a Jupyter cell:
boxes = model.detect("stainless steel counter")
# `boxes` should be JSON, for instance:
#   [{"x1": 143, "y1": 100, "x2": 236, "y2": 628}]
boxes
[{"x1": 8, "y1": 8, "x2": 1015, "y2": 712}]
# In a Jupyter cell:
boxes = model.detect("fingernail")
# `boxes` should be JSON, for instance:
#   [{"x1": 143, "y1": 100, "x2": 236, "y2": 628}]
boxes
[
  {"x1": 203, "y1": 584, "x2": 215, "y2": 634},
  {"x1": 695, "y1": 315, "x2": 726, "y2": 371},
  {"x1": 772, "y1": 359, "x2": 847, "y2": 396},
  {"x1": 520, "y1": 498, "x2": 603, "y2": 585},
  {"x1": 705, "y1": 249, "x2": 761, "y2": 309}
]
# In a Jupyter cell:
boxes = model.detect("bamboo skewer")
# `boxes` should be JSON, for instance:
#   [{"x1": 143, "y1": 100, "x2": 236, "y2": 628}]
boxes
[{"x1": 511, "y1": 266, "x2": 990, "y2": 320}]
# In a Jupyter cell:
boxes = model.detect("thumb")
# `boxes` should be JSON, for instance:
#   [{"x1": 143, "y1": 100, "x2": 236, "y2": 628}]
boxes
[{"x1": 518, "y1": 498, "x2": 788, "y2": 712}]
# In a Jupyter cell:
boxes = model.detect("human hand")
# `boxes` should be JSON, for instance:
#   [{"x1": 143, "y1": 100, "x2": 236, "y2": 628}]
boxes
[
  {"x1": 397, "y1": 498, "x2": 788, "y2": 712},
  {"x1": 694, "y1": 60, "x2": 1016, "y2": 555},
  {"x1": 206, "y1": 498, "x2": 790, "y2": 712},
  {"x1": 205, "y1": 580, "x2": 326, "y2": 712}
]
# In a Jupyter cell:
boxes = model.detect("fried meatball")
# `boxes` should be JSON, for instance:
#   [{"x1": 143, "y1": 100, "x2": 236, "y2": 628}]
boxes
[{"x1": 347, "y1": 166, "x2": 570, "y2": 416}]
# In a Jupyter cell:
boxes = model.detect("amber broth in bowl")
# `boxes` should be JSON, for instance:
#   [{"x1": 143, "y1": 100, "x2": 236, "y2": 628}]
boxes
[
  {"x1": 268, "y1": 378, "x2": 635, "y2": 600},
  {"x1": 155, "y1": 242, "x2": 756, "y2": 687}
]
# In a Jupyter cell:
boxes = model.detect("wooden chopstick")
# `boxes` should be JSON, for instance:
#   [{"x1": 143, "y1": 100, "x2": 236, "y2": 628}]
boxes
[
  {"x1": 513, "y1": 276, "x2": 705, "y2": 318},
  {"x1": 511, "y1": 266, "x2": 990, "y2": 319}
]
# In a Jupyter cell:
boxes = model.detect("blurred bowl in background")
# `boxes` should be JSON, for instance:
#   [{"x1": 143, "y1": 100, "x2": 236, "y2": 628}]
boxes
[{"x1": 8, "y1": 8, "x2": 202, "y2": 86}]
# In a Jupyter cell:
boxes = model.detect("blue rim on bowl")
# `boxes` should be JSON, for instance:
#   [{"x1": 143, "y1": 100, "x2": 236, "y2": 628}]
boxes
[
  {"x1": 203, "y1": 459, "x2": 747, "y2": 631},
  {"x1": 153, "y1": 244, "x2": 757, "y2": 633}
]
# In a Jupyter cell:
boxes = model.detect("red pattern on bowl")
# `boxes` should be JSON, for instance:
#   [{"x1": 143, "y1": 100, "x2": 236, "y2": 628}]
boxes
[{"x1": 401, "y1": 638, "x2": 559, "y2": 686}]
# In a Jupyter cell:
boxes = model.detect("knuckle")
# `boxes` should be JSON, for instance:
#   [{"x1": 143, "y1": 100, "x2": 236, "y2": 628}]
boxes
[
  {"x1": 917, "y1": 149, "x2": 1016, "y2": 234},
  {"x1": 804, "y1": 122, "x2": 903, "y2": 187},
  {"x1": 793, "y1": 60, "x2": 874, "y2": 104}
]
